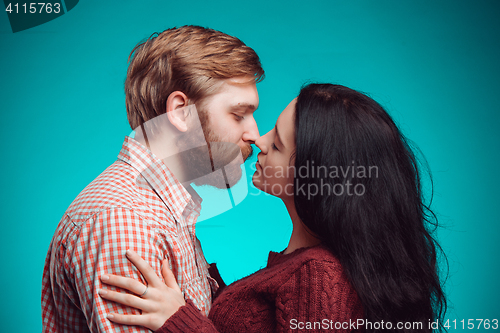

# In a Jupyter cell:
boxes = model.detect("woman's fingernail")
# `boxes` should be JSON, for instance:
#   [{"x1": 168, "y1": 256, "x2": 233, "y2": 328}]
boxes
[
  {"x1": 107, "y1": 314, "x2": 114, "y2": 319},
  {"x1": 101, "y1": 275, "x2": 109, "y2": 281},
  {"x1": 98, "y1": 289, "x2": 107, "y2": 295},
  {"x1": 126, "y1": 249, "x2": 131, "y2": 256}
]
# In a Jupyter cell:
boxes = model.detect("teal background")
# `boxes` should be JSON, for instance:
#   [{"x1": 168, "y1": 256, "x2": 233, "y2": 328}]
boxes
[{"x1": 1, "y1": 0, "x2": 499, "y2": 331}]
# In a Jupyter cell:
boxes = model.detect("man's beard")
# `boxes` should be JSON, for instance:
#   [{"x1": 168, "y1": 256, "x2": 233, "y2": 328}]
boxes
[{"x1": 174, "y1": 109, "x2": 252, "y2": 189}]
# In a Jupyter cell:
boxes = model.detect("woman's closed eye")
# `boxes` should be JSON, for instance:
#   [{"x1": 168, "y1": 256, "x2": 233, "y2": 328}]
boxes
[{"x1": 271, "y1": 143, "x2": 279, "y2": 151}]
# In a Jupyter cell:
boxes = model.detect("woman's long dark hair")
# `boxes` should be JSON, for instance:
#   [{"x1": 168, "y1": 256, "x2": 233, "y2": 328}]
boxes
[{"x1": 293, "y1": 84, "x2": 447, "y2": 332}]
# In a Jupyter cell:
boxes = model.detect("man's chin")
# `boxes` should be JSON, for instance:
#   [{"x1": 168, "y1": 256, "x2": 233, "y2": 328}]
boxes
[{"x1": 242, "y1": 144, "x2": 253, "y2": 161}]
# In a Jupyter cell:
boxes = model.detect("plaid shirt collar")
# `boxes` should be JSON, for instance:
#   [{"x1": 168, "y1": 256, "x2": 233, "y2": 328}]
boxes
[{"x1": 117, "y1": 136, "x2": 201, "y2": 224}]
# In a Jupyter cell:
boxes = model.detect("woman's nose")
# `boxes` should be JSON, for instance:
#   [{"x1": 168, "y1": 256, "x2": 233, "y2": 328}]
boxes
[{"x1": 255, "y1": 129, "x2": 273, "y2": 154}]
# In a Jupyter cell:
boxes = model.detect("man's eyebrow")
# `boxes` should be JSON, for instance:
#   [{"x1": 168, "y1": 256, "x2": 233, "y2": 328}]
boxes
[
  {"x1": 275, "y1": 124, "x2": 284, "y2": 148},
  {"x1": 230, "y1": 103, "x2": 257, "y2": 111}
]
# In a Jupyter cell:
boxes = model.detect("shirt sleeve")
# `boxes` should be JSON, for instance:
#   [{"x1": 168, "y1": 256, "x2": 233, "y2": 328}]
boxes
[
  {"x1": 154, "y1": 300, "x2": 220, "y2": 333},
  {"x1": 69, "y1": 207, "x2": 170, "y2": 332},
  {"x1": 274, "y1": 259, "x2": 364, "y2": 333}
]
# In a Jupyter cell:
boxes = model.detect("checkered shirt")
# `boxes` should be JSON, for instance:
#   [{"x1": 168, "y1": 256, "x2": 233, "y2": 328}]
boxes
[{"x1": 41, "y1": 136, "x2": 216, "y2": 332}]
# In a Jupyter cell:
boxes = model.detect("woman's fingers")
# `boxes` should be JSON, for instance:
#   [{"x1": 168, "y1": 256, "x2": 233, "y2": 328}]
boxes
[
  {"x1": 161, "y1": 259, "x2": 181, "y2": 292},
  {"x1": 100, "y1": 274, "x2": 147, "y2": 296},
  {"x1": 160, "y1": 259, "x2": 185, "y2": 308},
  {"x1": 107, "y1": 312, "x2": 159, "y2": 330},
  {"x1": 107, "y1": 312, "x2": 141, "y2": 326},
  {"x1": 98, "y1": 289, "x2": 145, "y2": 310},
  {"x1": 100, "y1": 255, "x2": 185, "y2": 331},
  {"x1": 125, "y1": 249, "x2": 163, "y2": 288}
]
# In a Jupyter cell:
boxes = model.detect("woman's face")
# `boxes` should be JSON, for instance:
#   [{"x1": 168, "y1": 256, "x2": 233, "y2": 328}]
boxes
[{"x1": 253, "y1": 99, "x2": 296, "y2": 201}]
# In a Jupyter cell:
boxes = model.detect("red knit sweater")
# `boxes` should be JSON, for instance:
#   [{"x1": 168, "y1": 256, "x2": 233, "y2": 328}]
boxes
[{"x1": 156, "y1": 245, "x2": 363, "y2": 332}]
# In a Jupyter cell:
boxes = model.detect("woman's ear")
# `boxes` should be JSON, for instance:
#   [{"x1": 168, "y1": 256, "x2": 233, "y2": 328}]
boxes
[{"x1": 166, "y1": 91, "x2": 189, "y2": 132}]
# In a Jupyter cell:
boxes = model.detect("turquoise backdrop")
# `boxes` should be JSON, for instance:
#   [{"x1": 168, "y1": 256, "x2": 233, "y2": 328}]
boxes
[{"x1": 1, "y1": 0, "x2": 499, "y2": 331}]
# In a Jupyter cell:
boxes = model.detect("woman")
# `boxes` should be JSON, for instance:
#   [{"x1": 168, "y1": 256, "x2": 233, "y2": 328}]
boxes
[{"x1": 99, "y1": 84, "x2": 447, "y2": 332}]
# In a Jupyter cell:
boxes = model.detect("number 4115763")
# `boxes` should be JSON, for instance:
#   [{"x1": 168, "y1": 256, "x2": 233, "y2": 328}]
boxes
[
  {"x1": 443, "y1": 319, "x2": 498, "y2": 330},
  {"x1": 5, "y1": 3, "x2": 61, "y2": 14}
]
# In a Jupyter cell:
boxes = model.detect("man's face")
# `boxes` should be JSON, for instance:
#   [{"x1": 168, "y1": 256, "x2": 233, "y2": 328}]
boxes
[
  {"x1": 192, "y1": 76, "x2": 260, "y2": 188},
  {"x1": 199, "y1": 76, "x2": 260, "y2": 160}
]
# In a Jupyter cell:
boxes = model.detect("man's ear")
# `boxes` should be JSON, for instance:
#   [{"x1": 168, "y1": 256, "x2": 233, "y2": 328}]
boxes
[{"x1": 166, "y1": 91, "x2": 189, "y2": 132}]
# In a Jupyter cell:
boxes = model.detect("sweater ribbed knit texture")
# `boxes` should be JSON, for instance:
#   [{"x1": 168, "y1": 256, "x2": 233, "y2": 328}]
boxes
[{"x1": 157, "y1": 245, "x2": 363, "y2": 332}]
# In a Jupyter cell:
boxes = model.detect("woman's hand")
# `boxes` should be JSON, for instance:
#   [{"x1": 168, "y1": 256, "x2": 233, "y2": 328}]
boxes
[{"x1": 98, "y1": 249, "x2": 185, "y2": 331}]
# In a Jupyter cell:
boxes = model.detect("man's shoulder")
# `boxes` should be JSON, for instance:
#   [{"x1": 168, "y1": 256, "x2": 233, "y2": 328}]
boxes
[
  {"x1": 48, "y1": 159, "x2": 178, "y2": 251},
  {"x1": 66, "y1": 160, "x2": 137, "y2": 213},
  {"x1": 64, "y1": 159, "x2": 168, "y2": 225}
]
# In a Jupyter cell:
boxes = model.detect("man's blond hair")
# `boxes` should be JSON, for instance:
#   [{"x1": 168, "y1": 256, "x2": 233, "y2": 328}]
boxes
[{"x1": 125, "y1": 25, "x2": 265, "y2": 130}]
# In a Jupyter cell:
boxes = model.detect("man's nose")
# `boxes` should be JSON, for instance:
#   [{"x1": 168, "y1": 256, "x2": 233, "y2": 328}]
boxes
[{"x1": 242, "y1": 116, "x2": 260, "y2": 143}]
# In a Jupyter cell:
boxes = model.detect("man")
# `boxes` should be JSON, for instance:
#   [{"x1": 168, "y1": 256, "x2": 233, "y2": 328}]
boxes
[{"x1": 42, "y1": 25, "x2": 264, "y2": 332}]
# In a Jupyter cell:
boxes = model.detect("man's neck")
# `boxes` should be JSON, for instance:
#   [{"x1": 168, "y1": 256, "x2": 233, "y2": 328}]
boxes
[{"x1": 134, "y1": 134, "x2": 209, "y2": 184}]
